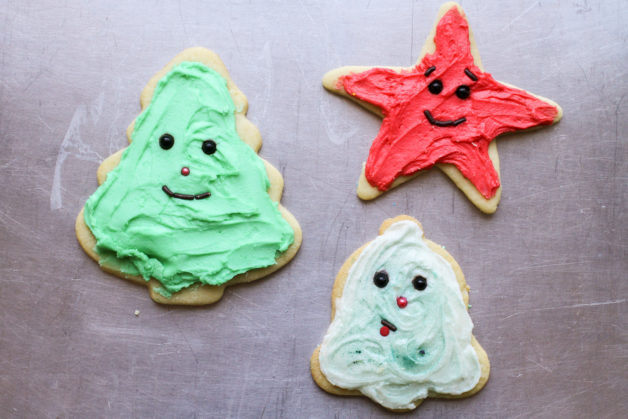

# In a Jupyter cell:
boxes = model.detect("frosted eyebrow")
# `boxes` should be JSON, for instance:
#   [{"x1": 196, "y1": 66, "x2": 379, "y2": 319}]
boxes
[
  {"x1": 464, "y1": 68, "x2": 478, "y2": 81},
  {"x1": 424, "y1": 66, "x2": 436, "y2": 77}
]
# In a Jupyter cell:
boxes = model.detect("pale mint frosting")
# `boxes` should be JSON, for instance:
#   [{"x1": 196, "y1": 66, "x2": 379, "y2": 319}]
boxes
[{"x1": 319, "y1": 220, "x2": 481, "y2": 410}]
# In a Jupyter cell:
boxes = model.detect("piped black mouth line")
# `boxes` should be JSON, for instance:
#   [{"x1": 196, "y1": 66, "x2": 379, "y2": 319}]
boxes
[
  {"x1": 381, "y1": 319, "x2": 397, "y2": 332},
  {"x1": 162, "y1": 185, "x2": 211, "y2": 200},
  {"x1": 424, "y1": 110, "x2": 466, "y2": 127},
  {"x1": 194, "y1": 192, "x2": 211, "y2": 200}
]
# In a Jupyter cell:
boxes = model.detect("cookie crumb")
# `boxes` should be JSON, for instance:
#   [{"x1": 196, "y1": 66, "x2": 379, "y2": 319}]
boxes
[{"x1": 134, "y1": 310, "x2": 140, "y2": 316}]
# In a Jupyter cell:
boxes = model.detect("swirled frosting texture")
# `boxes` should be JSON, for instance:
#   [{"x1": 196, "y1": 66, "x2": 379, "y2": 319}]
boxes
[
  {"x1": 318, "y1": 221, "x2": 480, "y2": 410},
  {"x1": 84, "y1": 62, "x2": 294, "y2": 295},
  {"x1": 342, "y1": 7, "x2": 559, "y2": 199}
]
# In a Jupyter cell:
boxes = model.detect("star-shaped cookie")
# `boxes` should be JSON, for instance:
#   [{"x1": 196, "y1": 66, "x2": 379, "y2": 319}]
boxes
[{"x1": 323, "y1": 2, "x2": 562, "y2": 213}]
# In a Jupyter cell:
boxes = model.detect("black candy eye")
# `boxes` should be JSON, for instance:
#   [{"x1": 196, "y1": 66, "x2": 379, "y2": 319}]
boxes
[
  {"x1": 202, "y1": 139, "x2": 217, "y2": 155},
  {"x1": 412, "y1": 275, "x2": 428, "y2": 291},
  {"x1": 456, "y1": 85, "x2": 471, "y2": 99},
  {"x1": 428, "y1": 80, "x2": 443, "y2": 95},
  {"x1": 373, "y1": 271, "x2": 389, "y2": 288},
  {"x1": 159, "y1": 133, "x2": 174, "y2": 150}
]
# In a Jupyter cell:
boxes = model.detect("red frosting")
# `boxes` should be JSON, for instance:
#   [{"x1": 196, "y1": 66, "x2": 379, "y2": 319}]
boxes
[{"x1": 341, "y1": 7, "x2": 559, "y2": 199}]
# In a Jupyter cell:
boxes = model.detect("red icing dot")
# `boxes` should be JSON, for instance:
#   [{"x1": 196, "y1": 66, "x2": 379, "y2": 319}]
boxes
[
  {"x1": 397, "y1": 296, "x2": 408, "y2": 308},
  {"x1": 380, "y1": 326, "x2": 390, "y2": 337},
  {"x1": 181, "y1": 167, "x2": 190, "y2": 176}
]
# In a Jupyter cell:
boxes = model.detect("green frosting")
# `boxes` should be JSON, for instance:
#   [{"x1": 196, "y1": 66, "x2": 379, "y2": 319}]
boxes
[{"x1": 84, "y1": 62, "x2": 294, "y2": 295}]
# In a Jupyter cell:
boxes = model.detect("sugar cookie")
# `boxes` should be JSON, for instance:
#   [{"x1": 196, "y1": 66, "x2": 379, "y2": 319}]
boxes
[
  {"x1": 76, "y1": 48, "x2": 302, "y2": 305},
  {"x1": 311, "y1": 216, "x2": 489, "y2": 411},
  {"x1": 323, "y1": 2, "x2": 562, "y2": 213}
]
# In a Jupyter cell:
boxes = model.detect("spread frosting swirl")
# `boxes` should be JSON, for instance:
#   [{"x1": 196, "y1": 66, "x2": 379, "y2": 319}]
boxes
[{"x1": 318, "y1": 220, "x2": 481, "y2": 410}]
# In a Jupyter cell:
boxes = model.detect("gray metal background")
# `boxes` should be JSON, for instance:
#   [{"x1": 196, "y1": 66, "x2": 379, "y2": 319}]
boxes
[{"x1": 1, "y1": 1, "x2": 626, "y2": 417}]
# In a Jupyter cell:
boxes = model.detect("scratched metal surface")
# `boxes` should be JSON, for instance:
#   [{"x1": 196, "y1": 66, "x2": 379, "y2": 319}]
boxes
[{"x1": 1, "y1": 0, "x2": 626, "y2": 417}]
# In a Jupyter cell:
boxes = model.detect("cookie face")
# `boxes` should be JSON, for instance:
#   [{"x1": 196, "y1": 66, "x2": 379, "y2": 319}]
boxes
[
  {"x1": 76, "y1": 49, "x2": 302, "y2": 305},
  {"x1": 311, "y1": 216, "x2": 489, "y2": 411},
  {"x1": 323, "y1": 2, "x2": 562, "y2": 213}
]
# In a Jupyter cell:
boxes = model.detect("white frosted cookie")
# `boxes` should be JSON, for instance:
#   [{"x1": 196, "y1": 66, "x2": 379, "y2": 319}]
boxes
[{"x1": 311, "y1": 215, "x2": 489, "y2": 411}]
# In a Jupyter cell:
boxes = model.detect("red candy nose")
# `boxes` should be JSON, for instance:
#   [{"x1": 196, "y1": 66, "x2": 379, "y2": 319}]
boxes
[
  {"x1": 397, "y1": 296, "x2": 407, "y2": 308},
  {"x1": 181, "y1": 167, "x2": 190, "y2": 176},
  {"x1": 380, "y1": 326, "x2": 390, "y2": 337}
]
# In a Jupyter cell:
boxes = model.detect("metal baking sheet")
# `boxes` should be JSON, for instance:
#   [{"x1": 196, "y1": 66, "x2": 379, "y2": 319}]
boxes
[{"x1": 1, "y1": 1, "x2": 626, "y2": 417}]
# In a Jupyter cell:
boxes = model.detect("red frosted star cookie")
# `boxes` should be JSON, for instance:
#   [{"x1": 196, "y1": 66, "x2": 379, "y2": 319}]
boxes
[{"x1": 323, "y1": 2, "x2": 562, "y2": 213}]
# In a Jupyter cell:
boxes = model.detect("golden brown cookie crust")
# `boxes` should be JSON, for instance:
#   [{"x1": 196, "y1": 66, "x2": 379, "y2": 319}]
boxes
[
  {"x1": 75, "y1": 47, "x2": 302, "y2": 305},
  {"x1": 310, "y1": 215, "x2": 490, "y2": 411},
  {"x1": 322, "y1": 2, "x2": 562, "y2": 214}
]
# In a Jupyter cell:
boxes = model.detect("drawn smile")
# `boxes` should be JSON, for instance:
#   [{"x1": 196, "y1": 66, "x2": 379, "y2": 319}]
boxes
[
  {"x1": 381, "y1": 319, "x2": 397, "y2": 332},
  {"x1": 162, "y1": 185, "x2": 211, "y2": 200},
  {"x1": 424, "y1": 109, "x2": 466, "y2": 127}
]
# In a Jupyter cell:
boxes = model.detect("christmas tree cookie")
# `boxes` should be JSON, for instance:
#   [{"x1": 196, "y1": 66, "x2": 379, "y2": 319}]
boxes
[
  {"x1": 310, "y1": 216, "x2": 489, "y2": 411},
  {"x1": 76, "y1": 48, "x2": 302, "y2": 305},
  {"x1": 323, "y1": 2, "x2": 562, "y2": 213}
]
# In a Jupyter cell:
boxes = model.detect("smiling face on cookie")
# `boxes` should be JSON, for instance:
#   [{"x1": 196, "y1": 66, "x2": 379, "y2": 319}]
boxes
[
  {"x1": 318, "y1": 220, "x2": 481, "y2": 410},
  {"x1": 83, "y1": 62, "x2": 294, "y2": 295},
  {"x1": 133, "y1": 69, "x2": 245, "y2": 205}
]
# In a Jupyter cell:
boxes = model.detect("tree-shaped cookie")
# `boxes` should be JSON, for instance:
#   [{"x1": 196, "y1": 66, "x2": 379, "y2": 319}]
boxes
[
  {"x1": 311, "y1": 216, "x2": 489, "y2": 411},
  {"x1": 76, "y1": 48, "x2": 302, "y2": 305},
  {"x1": 323, "y1": 2, "x2": 562, "y2": 213}
]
